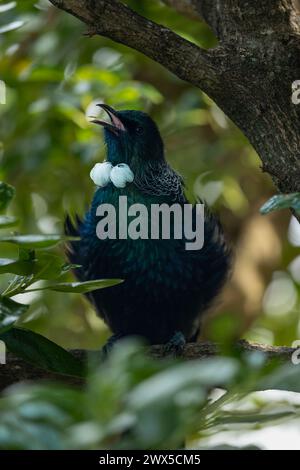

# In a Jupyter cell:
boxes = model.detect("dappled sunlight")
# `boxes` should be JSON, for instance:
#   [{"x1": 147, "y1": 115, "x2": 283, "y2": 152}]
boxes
[
  {"x1": 1, "y1": 0, "x2": 300, "y2": 452},
  {"x1": 263, "y1": 272, "x2": 297, "y2": 317},
  {"x1": 0, "y1": 0, "x2": 296, "y2": 348}
]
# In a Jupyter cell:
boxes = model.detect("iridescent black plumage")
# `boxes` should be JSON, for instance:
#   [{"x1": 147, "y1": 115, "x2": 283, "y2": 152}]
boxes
[{"x1": 66, "y1": 106, "x2": 231, "y2": 348}]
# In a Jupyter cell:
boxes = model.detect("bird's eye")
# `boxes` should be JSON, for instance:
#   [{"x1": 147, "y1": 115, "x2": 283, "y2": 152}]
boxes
[{"x1": 136, "y1": 126, "x2": 144, "y2": 135}]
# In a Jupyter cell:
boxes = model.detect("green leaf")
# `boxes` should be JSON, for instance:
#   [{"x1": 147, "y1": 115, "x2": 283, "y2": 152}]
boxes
[
  {"x1": 0, "y1": 215, "x2": 18, "y2": 228},
  {"x1": 0, "y1": 2, "x2": 17, "y2": 14},
  {"x1": 0, "y1": 20, "x2": 24, "y2": 34},
  {"x1": 0, "y1": 182, "x2": 15, "y2": 212},
  {"x1": 0, "y1": 234, "x2": 79, "y2": 249},
  {"x1": 1, "y1": 274, "x2": 34, "y2": 297},
  {"x1": 0, "y1": 258, "x2": 35, "y2": 276},
  {"x1": 128, "y1": 357, "x2": 239, "y2": 410},
  {"x1": 214, "y1": 410, "x2": 296, "y2": 425},
  {"x1": 0, "y1": 328, "x2": 85, "y2": 377},
  {"x1": 30, "y1": 253, "x2": 72, "y2": 280},
  {"x1": 18, "y1": 248, "x2": 35, "y2": 262},
  {"x1": 260, "y1": 193, "x2": 300, "y2": 215},
  {"x1": 61, "y1": 263, "x2": 81, "y2": 274},
  {"x1": 0, "y1": 297, "x2": 28, "y2": 334},
  {"x1": 0, "y1": 254, "x2": 80, "y2": 282},
  {"x1": 29, "y1": 67, "x2": 64, "y2": 82},
  {"x1": 0, "y1": 253, "x2": 66, "y2": 278},
  {"x1": 34, "y1": 256, "x2": 81, "y2": 280},
  {"x1": 258, "y1": 363, "x2": 300, "y2": 393},
  {"x1": 25, "y1": 278, "x2": 124, "y2": 293}
]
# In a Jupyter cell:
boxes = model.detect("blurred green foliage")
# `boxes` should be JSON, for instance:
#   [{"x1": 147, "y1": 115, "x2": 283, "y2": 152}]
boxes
[
  {"x1": 0, "y1": 0, "x2": 299, "y2": 350},
  {"x1": 0, "y1": 0, "x2": 299, "y2": 347},
  {"x1": 0, "y1": 0, "x2": 300, "y2": 451},
  {"x1": 0, "y1": 179, "x2": 122, "y2": 377},
  {"x1": 1, "y1": 339, "x2": 300, "y2": 450}
]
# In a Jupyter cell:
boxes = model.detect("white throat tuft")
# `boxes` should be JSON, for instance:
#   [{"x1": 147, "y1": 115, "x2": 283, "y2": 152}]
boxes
[{"x1": 90, "y1": 162, "x2": 134, "y2": 188}]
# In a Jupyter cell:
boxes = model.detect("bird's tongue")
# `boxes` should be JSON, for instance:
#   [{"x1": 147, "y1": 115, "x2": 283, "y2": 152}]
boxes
[
  {"x1": 109, "y1": 112, "x2": 125, "y2": 131},
  {"x1": 92, "y1": 103, "x2": 125, "y2": 132},
  {"x1": 90, "y1": 104, "x2": 125, "y2": 134}
]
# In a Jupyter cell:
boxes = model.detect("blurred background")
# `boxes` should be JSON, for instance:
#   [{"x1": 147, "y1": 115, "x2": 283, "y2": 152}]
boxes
[{"x1": 0, "y1": 0, "x2": 299, "y2": 351}]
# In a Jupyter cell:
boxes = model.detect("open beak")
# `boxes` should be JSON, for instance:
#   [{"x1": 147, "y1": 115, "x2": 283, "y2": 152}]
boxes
[{"x1": 90, "y1": 104, "x2": 125, "y2": 135}]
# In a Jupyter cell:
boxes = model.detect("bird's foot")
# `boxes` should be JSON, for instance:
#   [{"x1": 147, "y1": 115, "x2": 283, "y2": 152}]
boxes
[
  {"x1": 101, "y1": 333, "x2": 123, "y2": 359},
  {"x1": 164, "y1": 331, "x2": 186, "y2": 357}
]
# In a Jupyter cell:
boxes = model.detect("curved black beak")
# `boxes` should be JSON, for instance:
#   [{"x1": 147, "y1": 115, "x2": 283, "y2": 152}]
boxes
[{"x1": 90, "y1": 104, "x2": 125, "y2": 135}]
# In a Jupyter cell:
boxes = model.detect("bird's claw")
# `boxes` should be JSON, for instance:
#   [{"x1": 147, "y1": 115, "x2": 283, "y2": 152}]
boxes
[{"x1": 164, "y1": 331, "x2": 186, "y2": 357}]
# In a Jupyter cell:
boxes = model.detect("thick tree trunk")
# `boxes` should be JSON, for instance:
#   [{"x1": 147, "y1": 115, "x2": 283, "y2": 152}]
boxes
[
  {"x1": 209, "y1": 49, "x2": 300, "y2": 195},
  {"x1": 202, "y1": 0, "x2": 300, "y2": 195},
  {"x1": 166, "y1": 0, "x2": 300, "y2": 194},
  {"x1": 49, "y1": 0, "x2": 300, "y2": 206}
]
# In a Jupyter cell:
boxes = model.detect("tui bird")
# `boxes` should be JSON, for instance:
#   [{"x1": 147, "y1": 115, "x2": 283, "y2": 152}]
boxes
[{"x1": 65, "y1": 104, "x2": 231, "y2": 354}]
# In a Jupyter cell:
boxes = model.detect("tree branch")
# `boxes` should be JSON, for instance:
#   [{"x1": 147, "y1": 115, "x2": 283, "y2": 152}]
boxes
[
  {"x1": 48, "y1": 0, "x2": 300, "y2": 214},
  {"x1": 163, "y1": 0, "x2": 300, "y2": 39},
  {"x1": 48, "y1": 0, "x2": 219, "y2": 95},
  {"x1": 0, "y1": 340, "x2": 296, "y2": 391}
]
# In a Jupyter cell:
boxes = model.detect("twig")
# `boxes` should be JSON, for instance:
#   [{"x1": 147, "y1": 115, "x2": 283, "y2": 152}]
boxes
[{"x1": 0, "y1": 340, "x2": 296, "y2": 391}]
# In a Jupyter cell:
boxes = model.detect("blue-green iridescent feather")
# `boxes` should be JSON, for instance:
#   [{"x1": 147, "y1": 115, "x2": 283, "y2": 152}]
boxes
[{"x1": 65, "y1": 109, "x2": 231, "y2": 344}]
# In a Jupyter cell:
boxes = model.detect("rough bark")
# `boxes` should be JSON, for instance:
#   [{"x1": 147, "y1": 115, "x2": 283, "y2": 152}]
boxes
[
  {"x1": 48, "y1": 0, "x2": 219, "y2": 91},
  {"x1": 0, "y1": 340, "x2": 296, "y2": 391},
  {"x1": 161, "y1": 0, "x2": 203, "y2": 20},
  {"x1": 48, "y1": 0, "x2": 300, "y2": 211}
]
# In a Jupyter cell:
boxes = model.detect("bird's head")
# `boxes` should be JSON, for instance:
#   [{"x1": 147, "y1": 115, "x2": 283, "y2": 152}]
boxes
[{"x1": 91, "y1": 104, "x2": 165, "y2": 168}]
